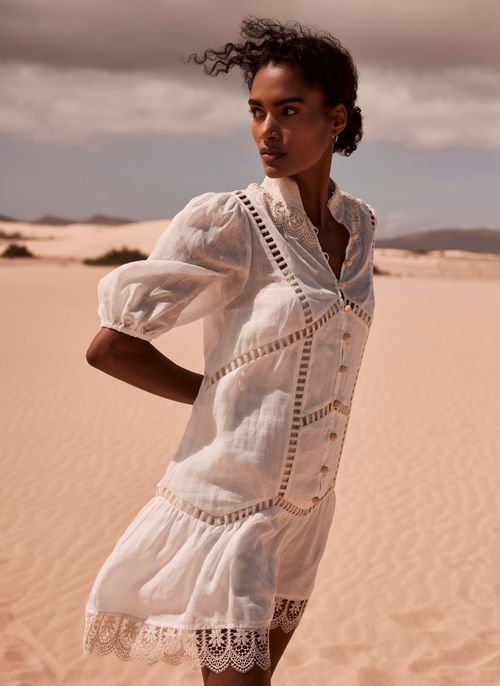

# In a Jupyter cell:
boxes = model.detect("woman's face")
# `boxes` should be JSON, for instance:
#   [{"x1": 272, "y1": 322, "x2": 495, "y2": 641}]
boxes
[{"x1": 249, "y1": 61, "x2": 345, "y2": 178}]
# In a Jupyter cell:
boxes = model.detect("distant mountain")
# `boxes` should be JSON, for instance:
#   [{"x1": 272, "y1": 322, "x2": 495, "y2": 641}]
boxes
[
  {"x1": 376, "y1": 228, "x2": 500, "y2": 255},
  {"x1": 0, "y1": 212, "x2": 136, "y2": 225},
  {"x1": 32, "y1": 214, "x2": 135, "y2": 225},
  {"x1": 33, "y1": 215, "x2": 75, "y2": 225},
  {"x1": 80, "y1": 214, "x2": 136, "y2": 225}
]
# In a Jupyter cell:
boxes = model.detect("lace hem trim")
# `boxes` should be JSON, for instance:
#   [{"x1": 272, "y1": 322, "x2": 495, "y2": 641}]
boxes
[{"x1": 83, "y1": 596, "x2": 308, "y2": 674}]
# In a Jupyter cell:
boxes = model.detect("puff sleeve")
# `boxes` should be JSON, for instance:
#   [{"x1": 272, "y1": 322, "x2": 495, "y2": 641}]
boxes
[{"x1": 96, "y1": 191, "x2": 252, "y2": 342}]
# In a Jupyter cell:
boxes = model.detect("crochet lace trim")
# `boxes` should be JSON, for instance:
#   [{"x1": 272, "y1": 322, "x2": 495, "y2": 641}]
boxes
[{"x1": 83, "y1": 596, "x2": 308, "y2": 674}]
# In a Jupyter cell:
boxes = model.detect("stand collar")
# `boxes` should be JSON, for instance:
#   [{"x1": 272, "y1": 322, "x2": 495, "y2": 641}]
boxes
[{"x1": 260, "y1": 174, "x2": 345, "y2": 225}]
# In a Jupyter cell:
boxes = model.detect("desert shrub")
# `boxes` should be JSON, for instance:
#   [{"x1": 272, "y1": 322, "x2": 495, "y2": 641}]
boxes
[
  {"x1": 83, "y1": 246, "x2": 148, "y2": 266},
  {"x1": 373, "y1": 263, "x2": 390, "y2": 275},
  {"x1": 0, "y1": 229, "x2": 23, "y2": 239},
  {"x1": 1, "y1": 243, "x2": 35, "y2": 258}
]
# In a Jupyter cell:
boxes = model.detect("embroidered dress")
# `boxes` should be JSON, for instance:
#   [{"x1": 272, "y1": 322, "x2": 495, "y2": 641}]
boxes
[{"x1": 82, "y1": 174, "x2": 377, "y2": 674}]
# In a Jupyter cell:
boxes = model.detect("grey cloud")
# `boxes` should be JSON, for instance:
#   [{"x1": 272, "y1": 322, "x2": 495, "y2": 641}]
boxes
[
  {"x1": 2, "y1": 62, "x2": 499, "y2": 150},
  {"x1": 0, "y1": 0, "x2": 499, "y2": 78},
  {"x1": 0, "y1": 64, "x2": 247, "y2": 145},
  {"x1": 2, "y1": 0, "x2": 499, "y2": 150}
]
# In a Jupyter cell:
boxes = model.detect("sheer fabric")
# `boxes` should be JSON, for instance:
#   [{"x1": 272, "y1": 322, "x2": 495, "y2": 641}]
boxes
[{"x1": 83, "y1": 175, "x2": 377, "y2": 674}]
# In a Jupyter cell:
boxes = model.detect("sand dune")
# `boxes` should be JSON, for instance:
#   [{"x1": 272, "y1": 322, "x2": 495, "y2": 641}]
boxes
[
  {"x1": 1, "y1": 234, "x2": 500, "y2": 684},
  {"x1": 2, "y1": 219, "x2": 500, "y2": 281},
  {"x1": 0, "y1": 219, "x2": 167, "y2": 261},
  {"x1": 376, "y1": 227, "x2": 500, "y2": 255}
]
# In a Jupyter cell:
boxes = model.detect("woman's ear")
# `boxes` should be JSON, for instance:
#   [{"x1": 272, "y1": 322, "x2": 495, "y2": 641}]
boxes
[{"x1": 331, "y1": 102, "x2": 347, "y2": 138}]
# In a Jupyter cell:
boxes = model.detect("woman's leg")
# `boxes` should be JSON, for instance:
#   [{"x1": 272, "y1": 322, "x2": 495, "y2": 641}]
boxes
[{"x1": 269, "y1": 624, "x2": 297, "y2": 677}]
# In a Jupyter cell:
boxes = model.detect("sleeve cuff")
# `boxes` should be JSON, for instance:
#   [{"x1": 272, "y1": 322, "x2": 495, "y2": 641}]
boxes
[{"x1": 99, "y1": 321, "x2": 154, "y2": 342}]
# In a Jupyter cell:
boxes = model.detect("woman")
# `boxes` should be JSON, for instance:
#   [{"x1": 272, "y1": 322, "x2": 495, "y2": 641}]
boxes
[{"x1": 82, "y1": 16, "x2": 377, "y2": 686}]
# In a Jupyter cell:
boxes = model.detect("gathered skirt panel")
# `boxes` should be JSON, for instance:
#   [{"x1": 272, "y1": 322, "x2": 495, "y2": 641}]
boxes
[{"x1": 82, "y1": 486, "x2": 336, "y2": 673}]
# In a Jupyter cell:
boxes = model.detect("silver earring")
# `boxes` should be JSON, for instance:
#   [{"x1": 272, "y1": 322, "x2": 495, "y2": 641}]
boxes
[{"x1": 332, "y1": 134, "x2": 338, "y2": 144}]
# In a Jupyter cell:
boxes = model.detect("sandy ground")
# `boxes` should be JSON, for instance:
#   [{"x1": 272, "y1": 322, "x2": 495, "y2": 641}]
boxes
[{"x1": 1, "y1": 222, "x2": 500, "y2": 685}]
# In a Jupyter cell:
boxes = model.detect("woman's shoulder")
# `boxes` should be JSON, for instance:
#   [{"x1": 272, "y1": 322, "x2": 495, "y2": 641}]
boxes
[
  {"x1": 182, "y1": 189, "x2": 247, "y2": 218},
  {"x1": 154, "y1": 189, "x2": 253, "y2": 262}
]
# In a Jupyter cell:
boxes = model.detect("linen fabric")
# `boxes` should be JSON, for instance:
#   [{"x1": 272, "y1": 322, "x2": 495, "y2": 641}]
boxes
[{"x1": 82, "y1": 174, "x2": 377, "y2": 673}]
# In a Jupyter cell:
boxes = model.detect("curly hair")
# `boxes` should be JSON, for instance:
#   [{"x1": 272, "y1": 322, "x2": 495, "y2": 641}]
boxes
[{"x1": 182, "y1": 15, "x2": 363, "y2": 156}]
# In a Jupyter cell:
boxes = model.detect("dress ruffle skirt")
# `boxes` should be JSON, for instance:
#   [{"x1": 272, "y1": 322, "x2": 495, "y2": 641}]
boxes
[{"x1": 82, "y1": 486, "x2": 336, "y2": 674}]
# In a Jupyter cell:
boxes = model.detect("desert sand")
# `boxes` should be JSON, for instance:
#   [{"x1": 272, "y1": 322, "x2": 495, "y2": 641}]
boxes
[{"x1": 1, "y1": 221, "x2": 500, "y2": 685}]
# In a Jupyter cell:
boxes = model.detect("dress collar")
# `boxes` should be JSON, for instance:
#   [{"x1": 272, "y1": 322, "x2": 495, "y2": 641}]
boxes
[{"x1": 260, "y1": 174, "x2": 345, "y2": 225}]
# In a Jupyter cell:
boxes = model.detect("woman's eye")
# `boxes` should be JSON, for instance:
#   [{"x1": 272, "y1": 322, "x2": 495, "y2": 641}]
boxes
[{"x1": 248, "y1": 107, "x2": 297, "y2": 118}]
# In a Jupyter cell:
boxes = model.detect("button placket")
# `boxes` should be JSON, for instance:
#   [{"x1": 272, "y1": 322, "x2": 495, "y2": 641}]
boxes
[
  {"x1": 335, "y1": 319, "x2": 350, "y2": 395},
  {"x1": 314, "y1": 428, "x2": 336, "y2": 501}
]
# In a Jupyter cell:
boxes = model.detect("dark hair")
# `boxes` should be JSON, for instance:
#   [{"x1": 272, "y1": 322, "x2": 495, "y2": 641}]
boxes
[{"x1": 183, "y1": 16, "x2": 363, "y2": 156}]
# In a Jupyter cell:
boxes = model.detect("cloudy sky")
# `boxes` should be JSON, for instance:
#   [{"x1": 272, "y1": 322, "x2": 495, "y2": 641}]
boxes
[{"x1": 0, "y1": 0, "x2": 499, "y2": 236}]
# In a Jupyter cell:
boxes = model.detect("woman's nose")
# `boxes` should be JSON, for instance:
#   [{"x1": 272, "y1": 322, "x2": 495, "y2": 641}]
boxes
[
  {"x1": 261, "y1": 113, "x2": 280, "y2": 134},
  {"x1": 264, "y1": 123, "x2": 280, "y2": 141}
]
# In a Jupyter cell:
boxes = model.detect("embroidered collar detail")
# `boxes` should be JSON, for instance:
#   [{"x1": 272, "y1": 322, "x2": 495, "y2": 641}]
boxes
[
  {"x1": 247, "y1": 175, "x2": 356, "y2": 248},
  {"x1": 265, "y1": 175, "x2": 345, "y2": 223}
]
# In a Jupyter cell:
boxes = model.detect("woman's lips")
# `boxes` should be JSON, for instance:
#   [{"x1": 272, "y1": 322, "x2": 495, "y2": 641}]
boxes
[{"x1": 262, "y1": 152, "x2": 287, "y2": 161}]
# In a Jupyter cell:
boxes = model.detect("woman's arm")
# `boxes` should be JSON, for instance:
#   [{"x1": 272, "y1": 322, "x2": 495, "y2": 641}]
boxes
[{"x1": 86, "y1": 327, "x2": 203, "y2": 405}]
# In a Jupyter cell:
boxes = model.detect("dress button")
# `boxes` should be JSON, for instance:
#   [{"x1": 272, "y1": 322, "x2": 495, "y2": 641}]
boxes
[
  {"x1": 329, "y1": 431, "x2": 338, "y2": 442},
  {"x1": 320, "y1": 464, "x2": 329, "y2": 473},
  {"x1": 333, "y1": 399, "x2": 341, "y2": 410},
  {"x1": 351, "y1": 233, "x2": 359, "y2": 241},
  {"x1": 339, "y1": 365, "x2": 348, "y2": 373},
  {"x1": 345, "y1": 259, "x2": 353, "y2": 267},
  {"x1": 343, "y1": 332, "x2": 351, "y2": 341},
  {"x1": 338, "y1": 280, "x2": 346, "y2": 288},
  {"x1": 344, "y1": 304, "x2": 352, "y2": 312},
  {"x1": 311, "y1": 496, "x2": 320, "y2": 504}
]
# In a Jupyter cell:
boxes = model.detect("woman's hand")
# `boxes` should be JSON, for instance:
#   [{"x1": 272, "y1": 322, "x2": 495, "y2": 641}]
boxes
[{"x1": 86, "y1": 328, "x2": 203, "y2": 405}]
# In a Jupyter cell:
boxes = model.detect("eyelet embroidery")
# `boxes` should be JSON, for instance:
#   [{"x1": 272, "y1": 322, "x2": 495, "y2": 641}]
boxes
[
  {"x1": 269, "y1": 597, "x2": 309, "y2": 632},
  {"x1": 249, "y1": 182, "x2": 319, "y2": 246},
  {"x1": 249, "y1": 178, "x2": 365, "y2": 254},
  {"x1": 272, "y1": 199, "x2": 319, "y2": 246},
  {"x1": 83, "y1": 596, "x2": 309, "y2": 673}
]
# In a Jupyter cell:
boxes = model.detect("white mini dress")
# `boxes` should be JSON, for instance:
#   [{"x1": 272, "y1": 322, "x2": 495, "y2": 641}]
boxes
[{"x1": 82, "y1": 174, "x2": 377, "y2": 674}]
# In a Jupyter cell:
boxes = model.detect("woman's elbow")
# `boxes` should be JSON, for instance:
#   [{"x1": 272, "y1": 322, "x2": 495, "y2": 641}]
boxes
[
  {"x1": 86, "y1": 327, "x2": 148, "y2": 366},
  {"x1": 86, "y1": 327, "x2": 118, "y2": 367}
]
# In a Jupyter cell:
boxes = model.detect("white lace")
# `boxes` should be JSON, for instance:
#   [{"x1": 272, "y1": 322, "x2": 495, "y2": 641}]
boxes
[
  {"x1": 248, "y1": 178, "x2": 363, "y2": 253},
  {"x1": 83, "y1": 596, "x2": 308, "y2": 674},
  {"x1": 250, "y1": 183, "x2": 319, "y2": 246}
]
